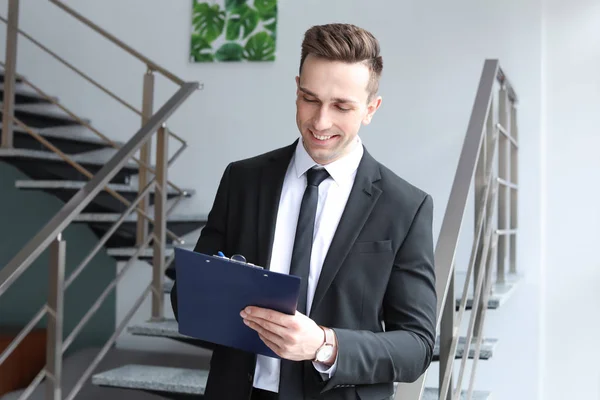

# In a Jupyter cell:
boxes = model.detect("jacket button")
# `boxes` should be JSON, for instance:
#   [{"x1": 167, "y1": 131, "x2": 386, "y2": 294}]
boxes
[{"x1": 248, "y1": 373, "x2": 253, "y2": 382}]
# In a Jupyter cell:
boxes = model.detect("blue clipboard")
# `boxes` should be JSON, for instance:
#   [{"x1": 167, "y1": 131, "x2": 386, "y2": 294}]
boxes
[{"x1": 173, "y1": 247, "x2": 301, "y2": 358}]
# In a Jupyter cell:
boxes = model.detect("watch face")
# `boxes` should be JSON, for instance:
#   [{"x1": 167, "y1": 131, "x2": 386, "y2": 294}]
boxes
[{"x1": 317, "y1": 345, "x2": 334, "y2": 362}]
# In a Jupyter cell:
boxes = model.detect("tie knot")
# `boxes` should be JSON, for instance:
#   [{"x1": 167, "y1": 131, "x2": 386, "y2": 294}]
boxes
[{"x1": 306, "y1": 167, "x2": 330, "y2": 187}]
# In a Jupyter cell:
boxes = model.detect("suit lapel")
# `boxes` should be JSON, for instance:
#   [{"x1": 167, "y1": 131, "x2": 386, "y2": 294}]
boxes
[
  {"x1": 310, "y1": 148, "x2": 382, "y2": 316},
  {"x1": 256, "y1": 141, "x2": 297, "y2": 270}
]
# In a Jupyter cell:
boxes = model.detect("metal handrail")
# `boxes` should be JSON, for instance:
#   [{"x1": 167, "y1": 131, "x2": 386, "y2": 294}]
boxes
[
  {"x1": 0, "y1": 182, "x2": 154, "y2": 366},
  {"x1": 0, "y1": 81, "x2": 198, "y2": 298},
  {"x1": 439, "y1": 159, "x2": 499, "y2": 399},
  {"x1": 0, "y1": 14, "x2": 141, "y2": 116},
  {"x1": 63, "y1": 232, "x2": 155, "y2": 354},
  {"x1": 0, "y1": 59, "x2": 188, "y2": 188},
  {"x1": 393, "y1": 59, "x2": 518, "y2": 399},
  {"x1": 0, "y1": 3, "x2": 200, "y2": 399},
  {"x1": 47, "y1": 0, "x2": 186, "y2": 87},
  {"x1": 63, "y1": 181, "x2": 156, "y2": 289},
  {"x1": 433, "y1": 59, "x2": 507, "y2": 326},
  {"x1": 0, "y1": 18, "x2": 189, "y2": 147},
  {"x1": 9, "y1": 115, "x2": 184, "y2": 244},
  {"x1": 66, "y1": 282, "x2": 153, "y2": 400},
  {"x1": 1, "y1": 0, "x2": 198, "y2": 252},
  {"x1": 496, "y1": 68, "x2": 518, "y2": 103},
  {"x1": 449, "y1": 182, "x2": 498, "y2": 398},
  {"x1": 0, "y1": 306, "x2": 47, "y2": 365},
  {"x1": 466, "y1": 234, "x2": 498, "y2": 400}
]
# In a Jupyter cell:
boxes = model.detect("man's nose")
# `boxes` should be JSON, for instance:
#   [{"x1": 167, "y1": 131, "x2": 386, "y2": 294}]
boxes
[{"x1": 313, "y1": 107, "x2": 333, "y2": 131}]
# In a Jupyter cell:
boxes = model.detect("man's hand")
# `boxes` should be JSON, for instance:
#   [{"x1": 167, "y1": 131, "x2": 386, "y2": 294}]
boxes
[{"x1": 240, "y1": 306, "x2": 333, "y2": 362}]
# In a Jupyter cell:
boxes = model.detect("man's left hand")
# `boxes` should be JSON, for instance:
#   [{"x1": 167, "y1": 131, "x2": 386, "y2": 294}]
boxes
[{"x1": 240, "y1": 306, "x2": 327, "y2": 362}]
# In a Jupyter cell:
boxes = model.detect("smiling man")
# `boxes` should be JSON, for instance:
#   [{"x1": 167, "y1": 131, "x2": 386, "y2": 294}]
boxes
[{"x1": 171, "y1": 23, "x2": 437, "y2": 400}]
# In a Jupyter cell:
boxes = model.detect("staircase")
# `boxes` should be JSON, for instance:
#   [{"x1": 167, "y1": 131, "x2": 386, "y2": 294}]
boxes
[
  {"x1": 0, "y1": 2, "x2": 521, "y2": 400},
  {"x1": 0, "y1": 67, "x2": 207, "y2": 269}
]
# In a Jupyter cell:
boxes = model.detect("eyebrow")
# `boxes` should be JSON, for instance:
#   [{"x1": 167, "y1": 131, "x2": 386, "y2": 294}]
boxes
[{"x1": 299, "y1": 86, "x2": 359, "y2": 105}]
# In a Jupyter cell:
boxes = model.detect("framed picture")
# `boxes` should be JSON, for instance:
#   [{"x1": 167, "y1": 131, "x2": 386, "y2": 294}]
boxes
[{"x1": 190, "y1": 0, "x2": 277, "y2": 62}]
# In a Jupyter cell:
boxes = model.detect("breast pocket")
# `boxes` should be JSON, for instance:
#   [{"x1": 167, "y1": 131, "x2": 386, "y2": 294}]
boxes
[{"x1": 349, "y1": 240, "x2": 392, "y2": 254}]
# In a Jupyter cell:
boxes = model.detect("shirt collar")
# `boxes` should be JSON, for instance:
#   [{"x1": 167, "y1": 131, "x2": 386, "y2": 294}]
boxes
[{"x1": 294, "y1": 136, "x2": 364, "y2": 184}]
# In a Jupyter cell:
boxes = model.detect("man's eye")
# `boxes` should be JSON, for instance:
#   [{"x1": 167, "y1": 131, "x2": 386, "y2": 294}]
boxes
[{"x1": 303, "y1": 97, "x2": 317, "y2": 103}]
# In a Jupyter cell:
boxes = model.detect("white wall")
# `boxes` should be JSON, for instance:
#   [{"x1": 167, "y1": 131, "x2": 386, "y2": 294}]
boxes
[
  {"x1": 1, "y1": 0, "x2": 545, "y2": 398},
  {"x1": 541, "y1": 0, "x2": 600, "y2": 399}
]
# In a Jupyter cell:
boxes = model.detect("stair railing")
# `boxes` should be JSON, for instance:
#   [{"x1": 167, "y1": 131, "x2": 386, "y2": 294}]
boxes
[
  {"x1": 0, "y1": 61, "x2": 187, "y2": 246},
  {"x1": 394, "y1": 59, "x2": 519, "y2": 400},
  {"x1": 0, "y1": 1, "x2": 201, "y2": 399},
  {"x1": 0, "y1": 0, "x2": 198, "y2": 308},
  {"x1": 0, "y1": 0, "x2": 199, "y2": 248}
]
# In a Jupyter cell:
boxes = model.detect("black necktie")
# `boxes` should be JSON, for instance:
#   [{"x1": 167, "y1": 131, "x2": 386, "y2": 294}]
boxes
[
  {"x1": 279, "y1": 167, "x2": 330, "y2": 399},
  {"x1": 288, "y1": 167, "x2": 330, "y2": 315}
]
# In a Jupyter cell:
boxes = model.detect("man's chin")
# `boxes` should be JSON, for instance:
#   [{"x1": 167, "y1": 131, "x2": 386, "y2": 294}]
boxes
[{"x1": 307, "y1": 149, "x2": 338, "y2": 165}]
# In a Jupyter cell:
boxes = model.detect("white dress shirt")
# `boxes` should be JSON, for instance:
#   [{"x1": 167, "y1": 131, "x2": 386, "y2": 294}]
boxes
[{"x1": 253, "y1": 136, "x2": 364, "y2": 392}]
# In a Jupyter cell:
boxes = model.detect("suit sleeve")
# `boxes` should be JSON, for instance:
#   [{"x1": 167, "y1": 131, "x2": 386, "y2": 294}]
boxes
[
  {"x1": 171, "y1": 163, "x2": 233, "y2": 321},
  {"x1": 323, "y1": 194, "x2": 437, "y2": 390}
]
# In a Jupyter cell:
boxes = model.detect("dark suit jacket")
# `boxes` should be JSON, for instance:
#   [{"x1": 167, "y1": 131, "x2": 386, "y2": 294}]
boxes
[{"x1": 171, "y1": 141, "x2": 437, "y2": 400}]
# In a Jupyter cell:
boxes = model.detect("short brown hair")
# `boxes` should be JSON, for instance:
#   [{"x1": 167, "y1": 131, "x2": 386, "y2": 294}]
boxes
[{"x1": 299, "y1": 23, "x2": 383, "y2": 101}]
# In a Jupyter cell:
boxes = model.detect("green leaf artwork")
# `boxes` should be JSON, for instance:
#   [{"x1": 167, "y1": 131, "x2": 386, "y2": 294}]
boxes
[{"x1": 190, "y1": 0, "x2": 277, "y2": 62}]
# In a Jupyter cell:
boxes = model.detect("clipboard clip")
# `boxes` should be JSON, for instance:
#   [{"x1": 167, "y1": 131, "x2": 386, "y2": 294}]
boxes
[{"x1": 214, "y1": 251, "x2": 264, "y2": 269}]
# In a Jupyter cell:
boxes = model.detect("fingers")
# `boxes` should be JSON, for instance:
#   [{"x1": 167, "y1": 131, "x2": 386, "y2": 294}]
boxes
[
  {"x1": 242, "y1": 306, "x2": 289, "y2": 327},
  {"x1": 258, "y1": 333, "x2": 284, "y2": 357},
  {"x1": 243, "y1": 317, "x2": 284, "y2": 343}
]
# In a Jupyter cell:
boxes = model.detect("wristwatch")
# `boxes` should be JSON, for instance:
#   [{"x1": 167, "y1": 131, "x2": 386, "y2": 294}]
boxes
[{"x1": 314, "y1": 326, "x2": 335, "y2": 363}]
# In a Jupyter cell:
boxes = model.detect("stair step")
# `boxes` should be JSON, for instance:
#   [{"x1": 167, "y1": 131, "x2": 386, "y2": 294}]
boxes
[
  {"x1": 0, "y1": 147, "x2": 137, "y2": 166},
  {"x1": 129, "y1": 319, "x2": 497, "y2": 360},
  {"x1": 92, "y1": 365, "x2": 490, "y2": 399},
  {"x1": 107, "y1": 246, "x2": 176, "y2": 259},
  {"x1": 74, "y1": 213, "x2": 207, "y2": 223},
  {"x1": 423, "y1": 388, "x2": 491, "y2": 400},
  {"x1": 92, "y1": 364, "x2": 207, "y2": 395},
  {"x1": 0, "y1": 147, "x2": 139, "y2": 184},
  {"x1": 38, "y1": 125, "x2": 124, "y2": 147},
  {"x1": 455, "y1": 271, "x2": 520, "y2": 310},
  {"x1": 15, "y1": 179, "x2": 194, "y2": 214},
  {"x1": 0, "y1": 82, "x2": 57, "y2": 103},
  {"x1": 433, "y1": 336, "x2": 498, "y2": 361},
  {"x1": 74, "y1": 213, "x2": 206, "y2": 249},
  {"x1": 107, "y1": 243, "x2": 195, "y2": 261},
  {"x1": 15, "y1": 179, "x2": 193, "y2": 195},
  {"x1": 0, "y1": 102, "x2": 89, "y2": 127},
  {"x1": 128, "y1": 319, "x2": 188, "y2": 340},
  {"x1": 2, "y1": 124, "x2": 125, "y2": 153}
]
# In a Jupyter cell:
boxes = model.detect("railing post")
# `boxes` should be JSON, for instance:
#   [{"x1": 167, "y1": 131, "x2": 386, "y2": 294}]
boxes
[
  {"x1": 497, "y1": 87, "x2": 510, "y2": 283},
  {"x1": 1, "y1": 0, "x2": 20, "y2": 149},
  {"x1": 509, "y1": 105, "x2": 518, "y2": 274},
  {"x1": 473, "y1": 95, "x2": 496, "y2": 340},
  {"x1": 151, "y1": 123, "x2": 167, "y2": 320},
  {"x1": 475, "y1": 235, "x2": 495, "y2": 344},
  {"x1": 46, "y1": 234, "x2": 66, "y2": 400},
  {"x1": 439, "y1": 269, "x2": 455, "y2": 400},
  {"x1": 473, "y1": 100, "x2": 487, "y2": 314},
  {"x1": 136, "y1": 67, "x2": 154, "y2": 246}
]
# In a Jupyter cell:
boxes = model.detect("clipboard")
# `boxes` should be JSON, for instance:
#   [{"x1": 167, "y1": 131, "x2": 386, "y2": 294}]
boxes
[{"x1": 173, "y1": 247, "x2": 301, "y2": 358}]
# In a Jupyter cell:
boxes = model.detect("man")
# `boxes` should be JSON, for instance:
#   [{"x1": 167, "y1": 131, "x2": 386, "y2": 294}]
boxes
[{"x1": 171, "y1": 23, "x2": 437, "y2": 400}]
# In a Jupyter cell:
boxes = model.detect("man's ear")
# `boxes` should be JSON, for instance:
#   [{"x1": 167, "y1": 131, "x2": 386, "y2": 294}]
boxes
[{"x1": 363, "y1": 95, "x2": 382, "y2": 125}]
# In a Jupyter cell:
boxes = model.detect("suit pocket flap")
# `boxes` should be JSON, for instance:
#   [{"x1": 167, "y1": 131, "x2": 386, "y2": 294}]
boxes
[{"x1": 350, "y1": 240, "x2": 392, "y2": 254}]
